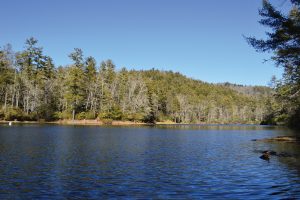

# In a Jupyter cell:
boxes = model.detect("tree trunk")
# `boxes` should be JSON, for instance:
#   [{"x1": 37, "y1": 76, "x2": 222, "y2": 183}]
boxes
[
  {"x1": 72, "y1": 109, "x2": 75, "y2": 121},
  {"x1": 16, "y1": 91, "x2": 19, "y2": 108},
  {"x1": 4, "y1": 90, "x2": 8, "y2": 111}
]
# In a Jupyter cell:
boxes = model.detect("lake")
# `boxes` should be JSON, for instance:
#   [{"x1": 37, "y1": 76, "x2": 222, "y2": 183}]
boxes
[{"x1": 0, "y1": 124, "x2": 299, "y2": 199}]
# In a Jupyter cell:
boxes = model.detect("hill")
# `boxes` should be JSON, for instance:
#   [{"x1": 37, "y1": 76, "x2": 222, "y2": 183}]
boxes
[{"x1": 0, "y1": 39, "x2": 272, "y2": 124}]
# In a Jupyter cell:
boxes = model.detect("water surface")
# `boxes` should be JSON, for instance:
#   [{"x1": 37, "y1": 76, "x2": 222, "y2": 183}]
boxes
[{"x1": 0, "y1": 124, "x2": 299, "y2": 199}]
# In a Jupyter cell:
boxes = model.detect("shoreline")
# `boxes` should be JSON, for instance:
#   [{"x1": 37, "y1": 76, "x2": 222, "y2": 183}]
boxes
[
  {"x1": 0, "y1": 120, "x2": 265, "y2": 126},
  {"x1": 0, "y1": 119, "x2": 150, "y2": 126}
]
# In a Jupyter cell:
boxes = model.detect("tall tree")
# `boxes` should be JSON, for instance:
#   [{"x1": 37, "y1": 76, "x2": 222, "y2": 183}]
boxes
[
  {"x1": 84, "y1": 56, "x2": 97, "y2": 114},
  {"x1": 0, "y1": 44, "x2": 14, "y2": 111},
  {"x1": 246, "y1": 0, "x2": 300, "y2": 127},
  {"x1": 36, "y1": 56, "x2": 56, "y2": 120},
  {"x1": 65, "y1": 48, "x2": 86, "y2": 120},
  {"x1": 16, "y1": 37, "x2": 48, "y2": 115}
]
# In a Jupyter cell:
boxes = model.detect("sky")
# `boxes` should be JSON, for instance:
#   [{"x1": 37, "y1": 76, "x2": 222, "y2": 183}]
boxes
[{"x1": 0, "y1": 0, "x2": 288, "y2": 86}]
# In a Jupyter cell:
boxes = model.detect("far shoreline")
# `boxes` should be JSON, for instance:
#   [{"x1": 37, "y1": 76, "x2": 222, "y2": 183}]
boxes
[
  {"x1": 0, "y1": 119, "x2": 150, "y2": 126},
  {"x1": 0, "y1": 119, "x2": 267, "y2": 126}
]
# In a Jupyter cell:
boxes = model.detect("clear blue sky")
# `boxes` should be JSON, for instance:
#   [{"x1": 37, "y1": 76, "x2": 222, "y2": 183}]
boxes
[{"x1": 1, "y1": 0, "x2": 286, "y2": 86}]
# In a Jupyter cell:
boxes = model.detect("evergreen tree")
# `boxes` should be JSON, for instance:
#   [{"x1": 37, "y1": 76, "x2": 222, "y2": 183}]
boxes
[
  {"x1": 66, "y1": 48, "x2": 86, "y2": 120},
  {"x1": 16, "y1": 37, "x2": 50, "y2": 116},
  {"x1": 246, "y1": 0, "x2": 300, "y2": 128},
  {"x1": 84, "y1": 56, "x2": 97, "y2": 115}
]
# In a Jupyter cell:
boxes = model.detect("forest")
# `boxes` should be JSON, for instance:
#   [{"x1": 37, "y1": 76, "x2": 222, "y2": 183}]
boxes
[{"x1": 0, "y1": 38, "x2": 273, "y2": 124}]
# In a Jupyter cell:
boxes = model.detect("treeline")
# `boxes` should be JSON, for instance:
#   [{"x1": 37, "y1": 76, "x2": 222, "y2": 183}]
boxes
[
  {"x1": 220, "y1": 82, "x2": 272, "y2": 97},
  {"x1": 0, "y1": 38, "x2": 272, "y2": 124}
]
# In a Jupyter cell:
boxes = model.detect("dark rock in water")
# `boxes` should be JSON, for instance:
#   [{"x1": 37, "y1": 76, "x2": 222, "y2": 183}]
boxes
[
  {"x1": 257, "y1": 150, "x2": 295, "y2": 160},
  {"x1": 260, "y1": 153, "x2": 270, "y2": 160},
  {"x1": 259, "y1": 150, "x2": 277, "y2": 160}
]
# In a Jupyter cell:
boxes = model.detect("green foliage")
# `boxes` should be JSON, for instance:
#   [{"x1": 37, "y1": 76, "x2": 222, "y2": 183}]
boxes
[
  {"x1": 3, "y1": 108, "x2": 36, "y2": 121},
  {"x1": 63, "y1": 65, "x2": 86, "y2": 121},
  {"x1": 85, "y1": 111, "x2": 96, "y2": 120},
  {"x1": 0, "y1": 108, "x2": 38, "y2": 121},
  {"x1": 143, "y1": 90, "x2": 156, "y2": 123},
  {"x1": 122, "y1": 113, "x2": 135, "y2": 121},
  {"x1": 134, "y1": 113, "x2": 146, "y2": 122},
  {"x1": 54, "y1": 111, "x2": 73, "y2": 120},
  {"x1": 75, "y1": 111, "x2": 97, "y2": 120},
  {"x1": 0, "y1": 50, "x2": 14, "y2": 86},
  {"x1": 36, "y1": 103, "x2": 57, "y2": 121},
  {"x1": 98, "y1": 106, "x2": 123, "y2": 120},
  {"x1": 23, "y1": 112, "x2": 38, "y2": 121},
  {"x1": 69, "y1": 48, "x2": 84, "y2": 69},
  {"x1": 76, "y1": 112, "x2": 87, "y2": 120},
  {"x1": 4, "y1": 108, "x2": 23, "y2": 121}
]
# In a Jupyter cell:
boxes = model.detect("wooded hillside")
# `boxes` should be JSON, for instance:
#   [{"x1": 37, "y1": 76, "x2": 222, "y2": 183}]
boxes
[{"x1": 0, "y1": 38, "x2": 272, "y2": 124}]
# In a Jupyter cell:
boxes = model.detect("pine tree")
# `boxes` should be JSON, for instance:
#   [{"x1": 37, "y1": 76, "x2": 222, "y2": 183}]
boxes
[
  {"x1": 246, "y1": 0, "x2": 300, "y2": 128},
  {"x1": 66, "y1": 48, "x2": 86, "y2": 120},
  {"x1": 16, "y1": 37, "x2": 48, "y2": 116}
]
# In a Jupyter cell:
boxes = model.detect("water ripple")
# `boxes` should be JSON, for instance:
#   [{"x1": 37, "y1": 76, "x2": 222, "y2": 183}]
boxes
[{"x1": 0, "y1": 125, "x2": 299, "y2": 199}]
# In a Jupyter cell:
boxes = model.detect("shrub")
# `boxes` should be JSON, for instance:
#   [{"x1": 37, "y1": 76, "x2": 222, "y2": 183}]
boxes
[
  {"x1": 85, "y1": 111, "x2": 96, "y2": 120},
  {"x1": 123, "y1": 112, "x2": 145, "y2": 122},
  {"x1": 4, "y1": 108, "x2": 24, "y2": 121},
  {"x1": 98, "y1": 107, "x2": 123, "y2": 120},
  {"x1": 123, "y1": 113, "x2": 134, "y2": 121},
  {"x1": 98, "y1": 112, "x2": 109, "y2": 119},
  {"x1": 110, "y1": 108, "x2": 123, "y2": 120},
  {"x1": 23, "y1": 112, "x2": 38, "y2": 121},
  {"x1": 36, "y1": 104, "x2": 57, "y2": 121},
  {"x1": 54, "y1": 111, "x2": 72, "y2": 120},
  {"x1": 134, "y1": 112, "x2": 146, "y2": 122},
  {"x1": 76, "y1": 112, "x2": 86, "y2": 120}
]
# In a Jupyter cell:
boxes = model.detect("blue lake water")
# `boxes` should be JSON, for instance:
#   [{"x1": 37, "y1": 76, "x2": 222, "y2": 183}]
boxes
[{"x1": 0, "y1": 124, "x2": 300, "y2": 199}]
